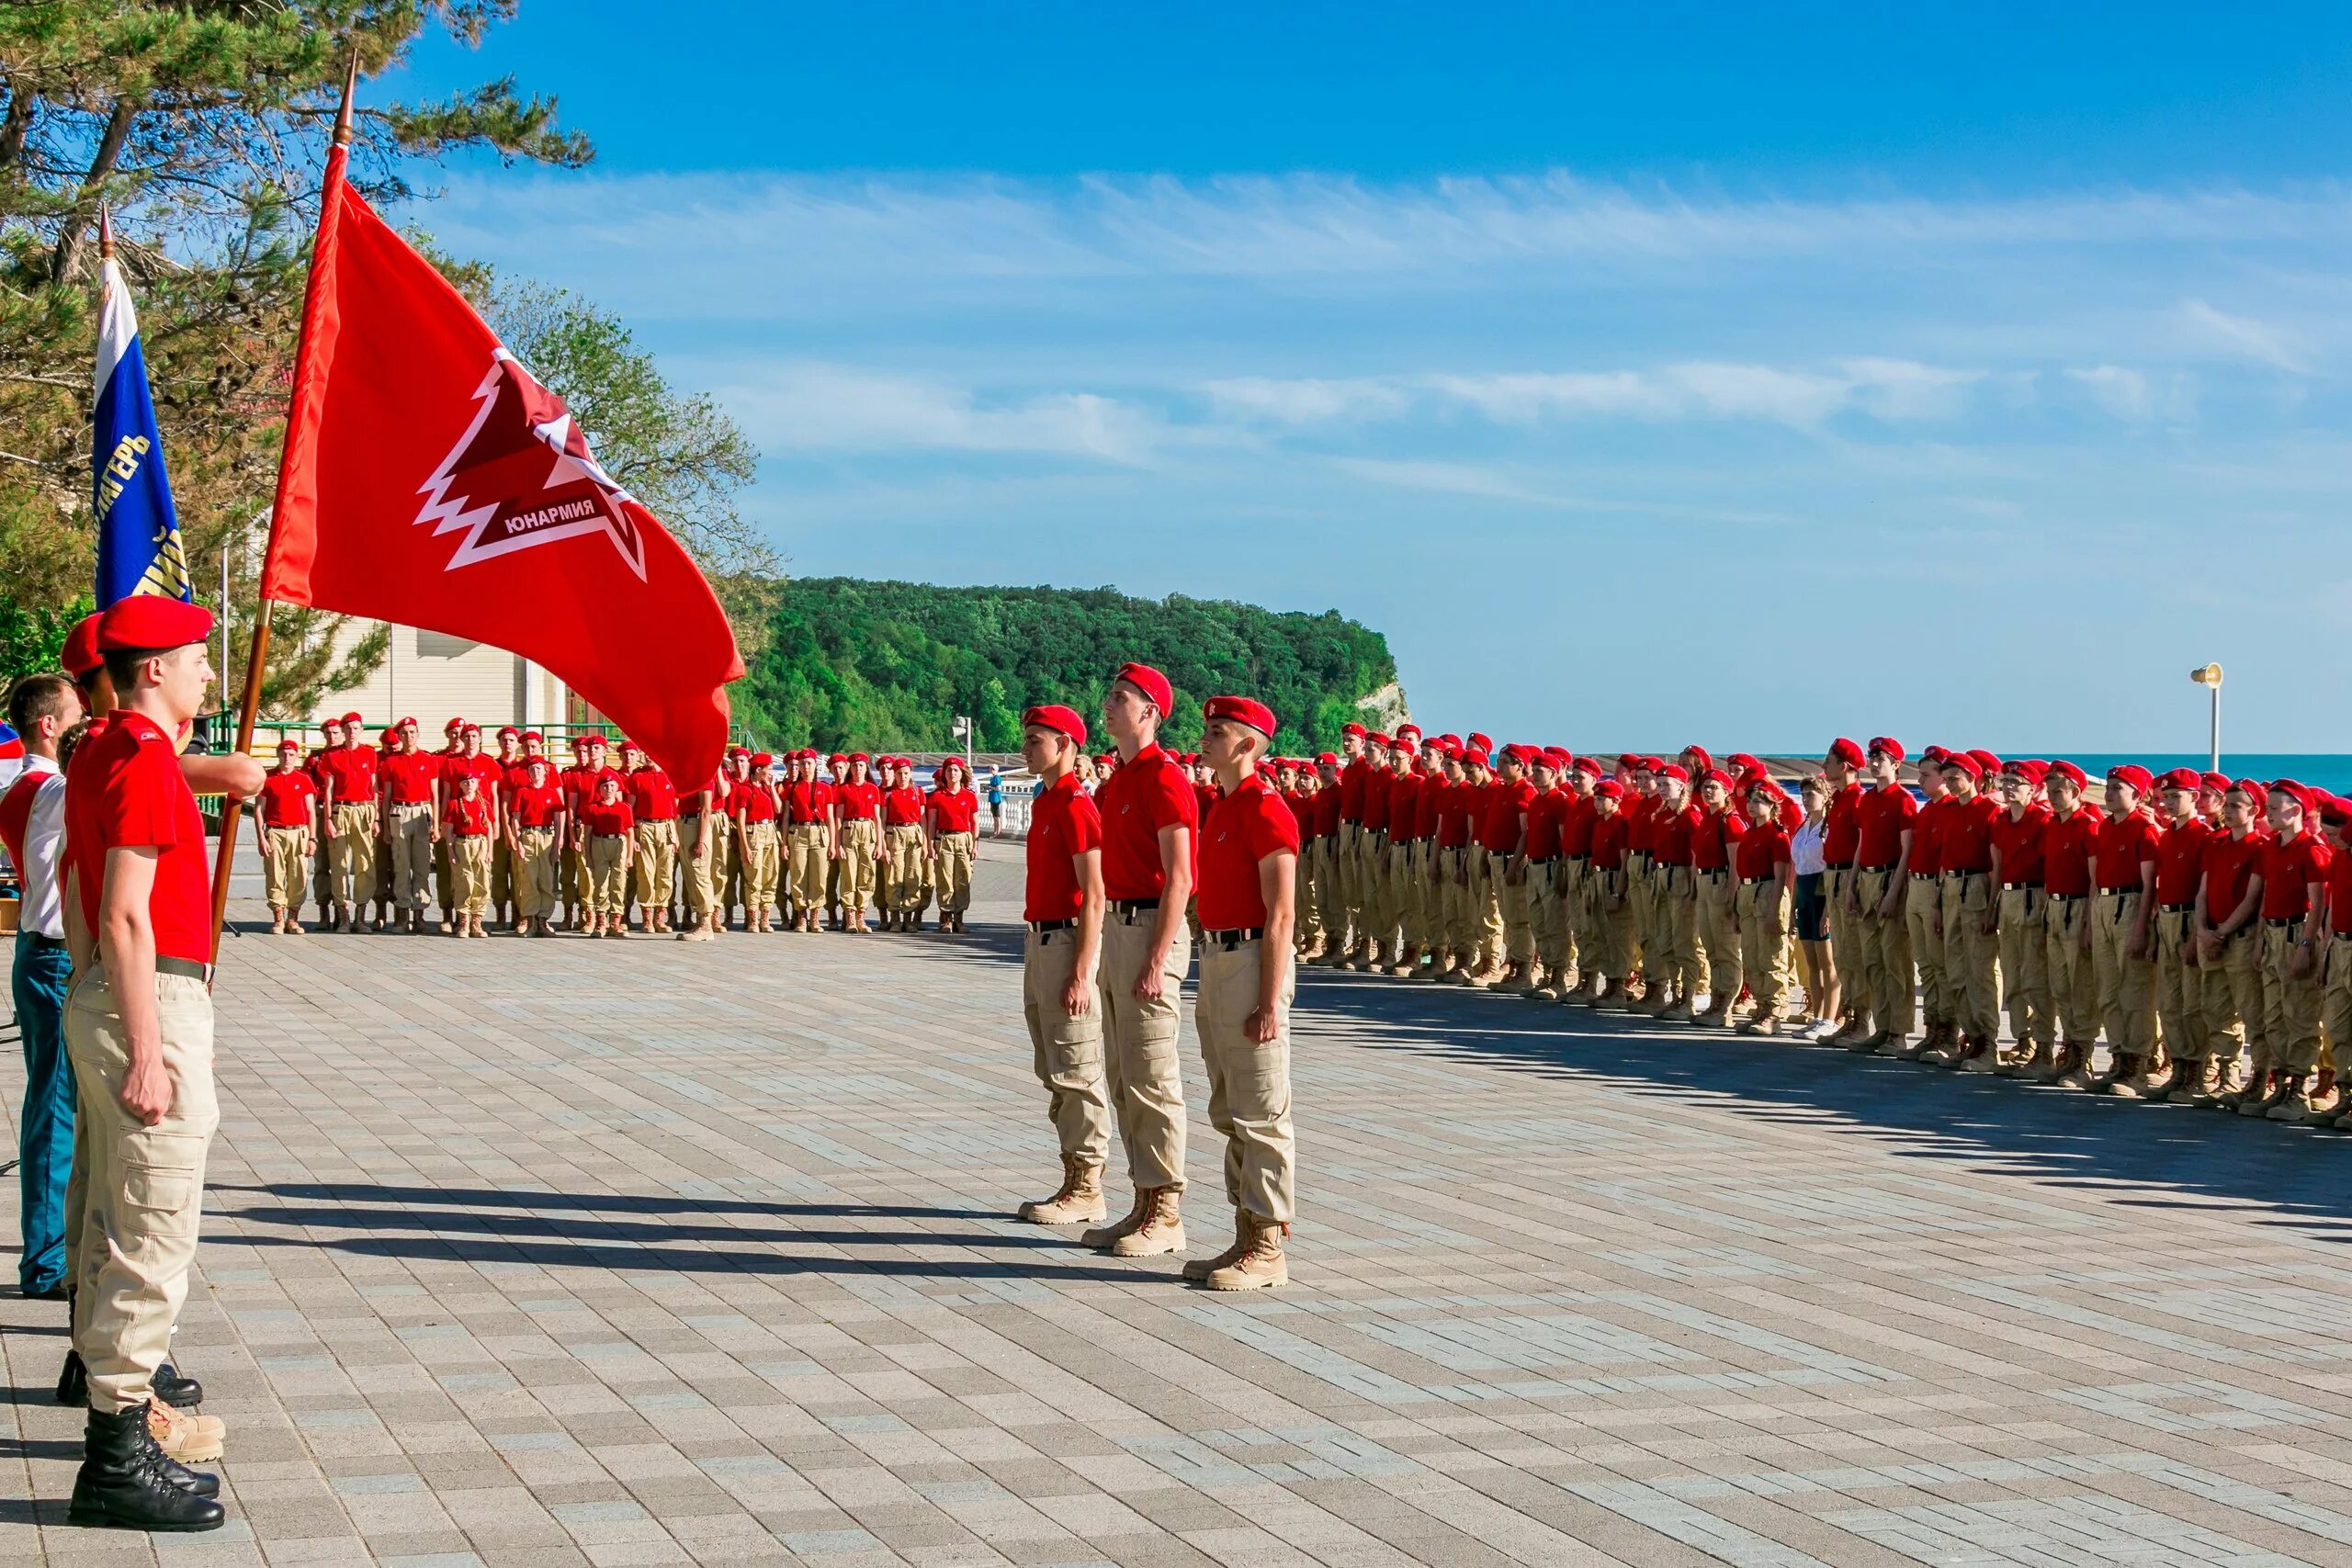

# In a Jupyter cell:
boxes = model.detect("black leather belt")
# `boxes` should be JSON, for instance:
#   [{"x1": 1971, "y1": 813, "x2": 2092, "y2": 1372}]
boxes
[
  {"x1": 2267, "y1": 916, "x2": 2302, "y2": 928},
  {"x1": 1111, "y1": 897, "x2": 1160, "y2": 915},
  {"x1": 1741, "y1": 874, "x2": 1775, "y2": 886},
  {"x1": 1205, "y1": 927, "x2": 1265, "y2": 949},
  {"x1": 1860, "y1": 862, "x2": 1897, "y2": 873},
  {"x1": 1911, "y1": 872, "x2": 1939, "y2": 882},
  {"x1": 2001, "y1": 878, "x2": 2041, "y2": 888},
  {"x1": 1699, "y1": 868, "x2": 1727, "y2": 880},
  {"x1": 1028, "y1": 918, "x2": 1074, "y2": 933},
  {"x1": 2160, "y1": 901, "x2": 2195, "y2": 913}
]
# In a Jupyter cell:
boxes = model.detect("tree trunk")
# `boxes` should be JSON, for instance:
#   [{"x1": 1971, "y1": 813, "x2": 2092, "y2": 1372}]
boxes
[
  {"x1": 0, "y1": 76, "x2": 32, "y2": 172},
  {"x1": 49, "y1": 95, "x2": 139, "y2": 283}
]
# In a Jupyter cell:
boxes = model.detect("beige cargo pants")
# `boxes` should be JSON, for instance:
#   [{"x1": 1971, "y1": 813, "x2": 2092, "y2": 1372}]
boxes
[
  {"x1": 1197, "y1": 937, "x2": 1296, "y2": 1224},
  {"x1": 1097, "y1": 915, "x2": 1190, "y2": 1192},
  {"x1": 1023, "y1": 928, "x2": 1111, "y2": 1163}
]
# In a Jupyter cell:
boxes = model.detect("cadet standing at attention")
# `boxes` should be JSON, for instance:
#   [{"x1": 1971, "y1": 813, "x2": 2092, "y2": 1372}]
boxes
[
  {"x1": 835, "y1": 753, "x2": 884, "y2": 933},
  {"x1": 579, "y1": 773, "x2": 637, "y2": 938},
  {"x1": 1013, "y1": 705, "x2": 1112, "y2": 1227},
  {"x1": 506, "y1": 754, "x2": 565, "y2": 938},
  {"x1": 733, "y1": 752, "x2": 781, "y2": 932},
  {"x1": 443, "y1": 769, "x2": 495, "y2": 937},
  {"x1": 882, "y1": 757, "x2": 927, "y2": 930},
  {"x1": 1183, "y1": 695, "x2": 1300, "y2": 1292},
  {"x1": 625, "y1": 739, "x2": 678, "y2": 934},
  {"x1": 1082, "y1": 662, "x2": 1198, "y2": 1259},
  {"x1": 928, "y1": 757, "x2": 979, "y2": 933},
  {"x1": 254, "y1": 739, "x2": 317, "y2": 934},
  {"x1": 490, "y1": 727, "x2": 526, "y2": 929},
  {"x1": 377, "y1": 720, "x2": 437, "y2": 933},
  {"x1": 674, "y1": 760, "x2": 723, "y2": 942},
  {"x1": 1849, "y1": 739, "x2": 1917, "y2": 1054}
]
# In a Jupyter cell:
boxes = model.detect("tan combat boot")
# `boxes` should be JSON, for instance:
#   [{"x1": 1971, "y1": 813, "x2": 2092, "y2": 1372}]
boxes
[
  {"x1": 2169, "y1": 1055, "x2": 2222, "y2": 1106},
  {"x1": 1109, "y1": 1187, "x2": 1186, "y2": 1258},
  {"x1": 149, "y1": 1399, "x2": 226, "y2": 1464},
  {"x1": 1080, "y1": 1188, "x2": 1148, "y2": 1250},
  {"x1": 1205, "y1": 1216, "x2": 1289, "y2": 1292},
  {"x1": 1183, "y1": 1209, "x2": 1251, "y2": 1282},
  {"x1": 1018, "y1": 1158, "x2": 1106, "y2": 1225}
]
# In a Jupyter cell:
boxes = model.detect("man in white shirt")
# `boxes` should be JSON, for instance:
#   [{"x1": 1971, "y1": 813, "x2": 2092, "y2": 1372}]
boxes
[{"x1": 1, "y1": 672, "x2": 85, "y2": 1298}]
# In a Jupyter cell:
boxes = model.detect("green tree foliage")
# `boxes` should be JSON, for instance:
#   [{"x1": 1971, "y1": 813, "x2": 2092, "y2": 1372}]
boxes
[
  {"x1": 0, "y1": 2, "x2": 589, "y2": 708},
  {"x1": 734, "y1": 580, "x2": 1405, "y2": 757}
]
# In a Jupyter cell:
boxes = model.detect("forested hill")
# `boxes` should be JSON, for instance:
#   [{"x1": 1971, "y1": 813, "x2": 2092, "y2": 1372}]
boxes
[{"x1": 733, "y1": 579, "x2": 1405, "y2": 755}]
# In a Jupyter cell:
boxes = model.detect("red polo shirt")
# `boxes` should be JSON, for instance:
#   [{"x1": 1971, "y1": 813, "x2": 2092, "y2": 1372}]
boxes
[
  {"x1": 1096, "y1": 743, "x2": 1198, "y2": 901},
  {"x1": 69, "y1": 710, "x2": 211, "y2": 965},
  {"x1": 883, "y1": 786, "x2": 925, "y2": 827},
  {"x1": 2094, "y1": 810, "x2": 2163, "y2": 893},
  {"x1": 1337, "y1": 757, "x2": 1371, "y2": 823},
  {"x1": 1937, "y1": 795, "x2": 1999, "y2": 874},
  {"x1": 1823, "y1": 783, "x2": 1864, "y2": 867},
  {"x1": 930, "y1": 786, "x2": 978, "y2": 833},
  {"x1": 580, "y1": 798, "x2": 634, "y2": 837},
  {"x1": 258, "y1": 769, "x2": 319, "y2": 829},
  {"x1": 1477, "y1": 778, "x2": 1535, "y2": 855},
  {"x1": 1311, "y1": 785, "x2": 1343, "y2": 840},
  {"x1": 1561, "y1": 794, "x2": 1599, "y2": 858},
  {"x1": 1651, "y1": 801, "x2": 1700, "y2": 866},
  {"x1": 1735, "y1": 822, "x2": 1790, "y2": 881},
  {"x1": 2261, "y1": 831, "x2": 2330, "y2": 920},
  {"x1": 628, "y1": 766, "x2": 678, "y2": 821},
  {"x1": 733, "y1": 779, "x2": 778, "y2": 824},
  {"x1": 1910, "y1": 795, "x2": 1950, "y2": 876},
  {"x1": 1361, "y1": 768, "x2": 1393, "y2": 834},
  {"x1": 1589, "y1": 811, "x2": 1628, "y2": 872},
  {"x1": 509, "y1": 784, "x2": 563, "y2": 829},
  {"x1": 1991, "y1": 803, "x2": 2052, "y2": 885},
  {"x1": 1690, "y1": 806, "x2": 1745, "y2": 872},
  {"x1": 1854, "y1": 784, "x2": 1917, "y2": 869},
  {"x1": 2154, "y1": 818, "x2": 2211, "y2": 906},
  {"x1": 1524, "y1": 787, "x2": 1566, "y2": 859},
  {"x1": 1434, "y1": 781, "x2": 1472, "y2": 849},
  {"x1": 1024, "y1": 773, "x2": 1101, "y2": 923},
  {"x1": 2199, "y1": 828, "x2": 2267, "y2": 926},
  {"x1": 2042, "y1": 806, "x2": 2105, "y2": 897},
  {"x1": 835, "y1": 779, "x2": 880, "y2": 825},
  {"x1": 448, "y1": 794, "x2": 496, "y2": 837},
  {"x1": 380, "y1": 749, "x2": 438, "y2": 806},
  {"x1": 1197, "y1": 773, "x2": 1300, "y2": 930}
]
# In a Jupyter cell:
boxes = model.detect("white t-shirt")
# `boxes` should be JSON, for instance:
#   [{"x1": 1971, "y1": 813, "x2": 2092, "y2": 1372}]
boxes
[
  {"x1": 7, "y1": 755, "x2": 67, "y2": 939},
  {"x1": 1791, "y1": 815, "x2": 1828, "y2": 877}
]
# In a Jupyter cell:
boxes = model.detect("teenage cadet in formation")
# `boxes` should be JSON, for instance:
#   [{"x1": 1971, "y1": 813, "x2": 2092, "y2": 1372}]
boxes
[
  {"x1": 2036, "y1": 761, "x2": 2103, "y2": 1084},
  {"x1": 2192, "y1": 779, "x2": 2267, "y2": 1104},
  {"x1": 490, "y1": 727, "x2": 526, "y2": 928},
  {"x1": 317, "y1": 710, "x2": 378, "y2": 932},
  {"x1": 377, "y1": 721, "x2": 436, "y2": 932},
  {"x1": 1929, "y1": 751, "x2": 2000, "y2": 1069},
  {"x1": 506, "y1": 754, "x2": 564, "y2": 938},
  {"x1": 1082, "y1": 662, "x2": 1197, "y2": 1259},
  {"x1": 1732, "y1": 778, "x2": 1796, "y2": 1033},
  {"x1": 2147, "y1": 767, "x2": 2210, "y2": 1098},
  {"x1": 676, "y1": 761, "x2": 723, "y2": 942},
  {"x1": 778, "y1": 750, "x2": 831, "y2": 931},
  {"x1": 2089, "y1": 765, "x2": 2161, "y2": 1095},
  {"x1": 579, "y1": 772, "x2": 637, "y2": 937},
  {"x1": 1849, "y1": 739, "x2": 1917, "y2": 1054},
  {"x1": 835, "y1": 753, "x2": 883, "y2": 933},
  {"x1": 1013, "y1": 705, "x2": 1112, "y2": 1227},
  {"x1": 254, "y1": 739, "x2": 317, "y2": 934},
  {"x1": 929, "y1": 757, "x2": 980, "y2": 932},
  {"x1": 730, "y1": 750, "x2": 780, "y2": 931},
  {"x1": 624, "y1": 739, "x2": 678, "y2": 934},
  {"x1": 1990, "y1": 760, "x2": 2053, "y2": 1075},
  {"x1": 1184, "y1": 696, "x2": 1301, "y2": 1291},
  {"x1": 444, "y1": 770, "x2": 496, "y2": 937},
  {"x1": 2252, "y1": 781, "x2": 2332, "y2": 1121},
  {"x1": 61, "y1": 595, "x2": 230, "y2": 1531},
  {"x1": 882, "y1": 757, "x2": 926, "y2": 930}
]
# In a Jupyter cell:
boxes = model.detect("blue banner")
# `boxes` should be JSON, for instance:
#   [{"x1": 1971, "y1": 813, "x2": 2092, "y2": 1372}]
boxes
[{"x1": 93, "y1": 252, "x2": 190, "y2": 607}]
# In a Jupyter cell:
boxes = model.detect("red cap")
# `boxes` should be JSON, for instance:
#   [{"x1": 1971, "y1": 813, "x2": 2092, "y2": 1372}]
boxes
[
  {"x1": 1396, "y1": 724, "x2": 1422, "y2": 739},
  {"x1": 61, "y1": 613, "x2": 103, "y2": 677},
  {"x1": 1469, "y1": 732, "x2": 1493, "y2": 752},
  {"x1": 2321, "y1": 794, "x2": 2352, "y2": 829},
  {"x1": 497, "y1": 726, "x2": 520, "y2": 739},
  {"x1": 752, "y1": 752, "x2": 774, "y2": 767},
  {"x1": 2004, "y1": 759, "x2": 2049, "y2": 786},
  {"x1": 1941, "y1": 752, "x2": 1983, "y2": 781},
  {"x1": 397, "y1": 716, "x2": 418, "y2": 730},
  {"x1": 276, "y1": 737, "x2": 300, "y2": 751},
  {"x1": 1617, "y1": 752, "x2": 1644, "y2": 772},
  {"x1": 1366, "y1": 731, "x2": 1389, "y2": 747},
  {"x1": 96, "y1": 595, "x2": 214, "y2": 653},
  {"x1": 1868, "y1": 736, "x2": 1905, "y2": 763},
  {"x1": 1727, "y1": 753, "x2": 1762, "y2": 773},
  {"x1": 1316, "y1": 750, "x2": 1338, "y2": 766},
  {"x1": 2155, "y1": 766, "x2": 2201, "y2": 792},
  {"x1": 1684, "y1": 745, "x2": 1713, "y2": 771},
  {"x1": 1112, "y1": 662, "x2": 1173, "y2": 714},
  {"x1": 2198, "y1": 771, "x2": 2230, "y2": 793},
  {"x1": 342, "y1": 710, "x2": 363, "y2": 728},
  {"x1": 2107, "y1": 763, "x2": 2154, "y2": 795},
  {"x1": 1204, "y1": 695, "x2": 1276, "y2": 737},
  {"x1": 1699, "y1": 767, "x2": 1734, "y2": 792},
  {"x1": 1966, "y1": 750, "x2": 2002, "y2": 776},
  {"x1": 1464, "y1": 748, "x2": 1491, "y2": 769},
  {"x1": 2269, "y1": 778, "x2": 2314, "y2": 815},
  {"x1": 1531, "y1": 750, "x2": 1560, "y2": 773},
  {"x1": 1827, "y1": 737, "x2": 1865, "y2": 767},
  {"x1": 1657, "y1": 762, "x2": 1690, "y2": 784},
  {"x1": 2230, "y1": 776, "x2": 2265, "y2": 798},
  {"x1": 1573, "y1": 755, "x2": 1603, "y2": 776},
  {"x1": 1022, "y1": 704, "x2": 1088, "y2": 746},
  {"x1": 523, "y1": 730, "x2": 544, "y2": 743},
  {"x1": 1342, "y1": 722, "x2": 1366, "y2": 738},
  {"x1": 446, "y1": 716, "x2": 466, "y2": 732},
  {"x1": 2048, "y1": 760, "x2": 2088, "y2": 790},
  {"x1": 1592, "y1": 779, "x2": 1625, "y2": 799},
  {"x1": 460, "y1": 722, "x2": 481, "y2": 736},
  {"x1": 1921, "y1": 745, "x2": 1951, "y2": 765}
]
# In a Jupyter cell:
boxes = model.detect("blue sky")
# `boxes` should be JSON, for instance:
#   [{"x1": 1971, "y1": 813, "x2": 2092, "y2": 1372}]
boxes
[{"x1": 393, "y1": 3, "x2": 2352, "y2": 751}]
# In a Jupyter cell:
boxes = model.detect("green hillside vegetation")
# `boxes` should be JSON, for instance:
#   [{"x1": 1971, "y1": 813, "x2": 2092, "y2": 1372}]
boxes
[{"x1": 736, "y1": 580, "x2": 1404, "y2": 755}]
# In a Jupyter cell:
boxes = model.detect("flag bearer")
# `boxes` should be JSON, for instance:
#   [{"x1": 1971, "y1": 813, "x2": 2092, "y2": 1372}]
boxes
[{"x1": 1182, "y1": 696, "x2": 1299, "y2": 1292}]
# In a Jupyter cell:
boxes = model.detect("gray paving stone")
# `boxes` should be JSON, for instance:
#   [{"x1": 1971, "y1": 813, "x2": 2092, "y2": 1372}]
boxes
[{"x1": 9, "y1": 840, "x2": 2352, "y2": 1564}]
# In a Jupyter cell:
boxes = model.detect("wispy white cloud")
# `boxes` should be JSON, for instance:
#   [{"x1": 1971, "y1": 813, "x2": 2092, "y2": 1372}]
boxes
[
  {"x1": 1327, "y1": 457, "x2": 1577, "y2": 506},
  {"x1": 1202, "y1": 376, "x2": 1408, "y2": 423},
  {"x1": 2178, "y1": 299, "x2": 2311, "y2": 373},
  {"x1": 1421, "y1": 358, "x2": 1984, "y2": 426},
  {"x1": 2066, "y1": 365, "x2": 2198, "y2": 423},
  {"x1": 715, "y1": 363, "x2": 1163, "y2": 464}
]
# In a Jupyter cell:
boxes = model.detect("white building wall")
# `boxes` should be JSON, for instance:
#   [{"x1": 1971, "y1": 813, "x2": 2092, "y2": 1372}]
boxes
[{"x1": 308, "y1": 621, "x2": 565, "y2": 731}]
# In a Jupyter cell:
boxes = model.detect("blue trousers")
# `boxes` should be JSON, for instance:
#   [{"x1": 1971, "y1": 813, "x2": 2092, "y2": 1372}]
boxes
[{"x1": 12, "y1": 932, "x2": 74, "y2": 1294}]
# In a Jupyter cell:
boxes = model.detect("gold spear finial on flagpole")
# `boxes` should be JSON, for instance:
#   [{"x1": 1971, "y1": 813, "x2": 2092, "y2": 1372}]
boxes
[
  {"x1": 97, "y1": 204, "x2": 114, "y2": 262},
  {"x1": 335, "y1": 48, "x2": 358, "y2": 147}
]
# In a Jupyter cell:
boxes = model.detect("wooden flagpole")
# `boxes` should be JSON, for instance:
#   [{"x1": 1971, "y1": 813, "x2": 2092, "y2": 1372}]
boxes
[{"x1": 208, "y1": 51, "x2": 358, "y2": 964}]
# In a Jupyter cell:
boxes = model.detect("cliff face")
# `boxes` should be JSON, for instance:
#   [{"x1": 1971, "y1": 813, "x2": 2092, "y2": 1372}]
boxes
[{"x1": 732, "y1": 578, "x2": 1404, "y2": 755}]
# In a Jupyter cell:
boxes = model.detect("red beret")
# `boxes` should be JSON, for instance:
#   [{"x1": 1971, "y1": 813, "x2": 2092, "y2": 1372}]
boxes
[
  {"x1": 828, "y1": 752, "x2": 845, "y2": 765},
  {"x1": 1827, "y1": 737, "x2": 1866, "y2": 767},
  {"x1": 460, "y1": 723, "x2": 481, "y2": 736},
  {"x1": 1109, "y1": 662, "x2": 1171, "y2": 714},
  {"x1": 2108, "y1": 763, "x2": 2154, "y2": 795},
  {"x1": 1469, "y1": 732, "x2": 1493, "y2": 752},
  {"x1": 523, "y1": 730, "x2": 544, "y2": 743},
  {"x1": 497, "y1": 726, "x2": 520, "y2": 739},
  {"x1": 1727, "y1": 753, "x2": 1762, "y2": 772},
  {"x1": 752, "y1": 752, "x2": 774, "y2": 766},
  {"x1": 2047, "y1": 760, "x2": 2088, "y2": 789},
  {"x1": 1699, "y1": 768, "x2": 1734, "y2": 792},
  {"x1": 2155, "y1": 766, "x2": 2201, "y2": 792},
  {"x1": 96, "y1": 595, "x2": 214, "y2": 653},
  {"x1": 276, "y1": 737, "x2": 300, "y2": 750},
  {"x1": 1592, "y1": 779, "x2": 1624, "y2": 799},
  {"x1": 1657, "y1": 762, "x2": 1690, "y2": 784},
  {"x1": 1921, "y1": 745, "x2": 1951, "y2": 765},
  {"x1": 1341, "y1": 722, "x2": 1366, "y2": 738},
  {"x1": 2199, "y1": 771, "x2": 2231, "y2": 793},
  {"x1": 1022, "y1": 704, "x2": 1088, "y2": 746},
  {"x1": 1316, "y1": 750, "x2": 1338, "y2": 766},
  {"x1": 1531, "y1": 750, "x2": 1559, "y2": 772},
  {"x1": 2321, "y1": 794, "x2": 2352, "y2": 829},
  {"x1": 446, "y1": 716, "x2": 466, "y2": 732},
  {"x1": 61, "y1": 613, "x2": 103, "y2": 677},
  {"x1": 1684, "y1": 745, "x2": 1713, "y2": 770},
  {"x1": 1394, "y1": 735, "x2": 1419, "y2": 753},
  {"x1": 2269, "y1": 778, "x2": 2314, "y2": 815},
  {"x1": 1396, "y1": 724, "x2": 1422, "y2": 739},
  {"x1": 1868, "y1": 736, "x2": 1905, "y2": 763},
  {"x1": 2004, "y1": 759, "x2": 2049, "y2": 785},
  {"x1": 1365, "y1": 731, "x2": 1389, "y2": 746},
  {"x1": 1573, "y1": 756, "x2": 1603, "y2": 776},
  {"x1": 726, "y1": 743, "x2": 748, "y2": 756},
  {"x1": 1967, "y1": 750, "x2": 2002, "y2": 776},
  {"x1": 1941, "y1": 752, "x2": 1982, "y2": 781},
  {"x1": 1616, "y1": 752, "x2": 1643, "y2": 771},
  {"x1": 1204, "y1": 695, "x2": 1276, "y2": 737},
  {"x1": 1464, "y1": 748, "x2": 1491, "y2": 768},
  {"x1": 2231, "y1": 776, "x2": 2265, "y2": 798}
]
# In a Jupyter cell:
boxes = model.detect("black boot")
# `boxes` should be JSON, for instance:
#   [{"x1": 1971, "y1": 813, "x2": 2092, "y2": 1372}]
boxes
[
  {"x1": 153, "y1": 1362, "x2": 203, "y2": 1410},
  {"x1": 57, "y1": 1347, "x2": 85, "y2": 1405},
  {"x1": 67, "y1": 1403, "x2": 226, "y2": 1530}
]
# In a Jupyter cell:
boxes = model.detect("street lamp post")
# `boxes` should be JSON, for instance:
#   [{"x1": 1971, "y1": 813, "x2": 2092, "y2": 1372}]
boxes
[
  {"x1": 2189, "y1": 663, "x2": 2222, "y2": 774},
  {"x1": 950, "y1": 715, "x2": 973, "y2": 776}
]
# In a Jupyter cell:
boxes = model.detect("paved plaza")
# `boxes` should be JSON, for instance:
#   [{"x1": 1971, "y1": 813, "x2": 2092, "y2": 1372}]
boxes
[{"x1": 6, "y1": 839, "x2": 2352, "y2": 1566}]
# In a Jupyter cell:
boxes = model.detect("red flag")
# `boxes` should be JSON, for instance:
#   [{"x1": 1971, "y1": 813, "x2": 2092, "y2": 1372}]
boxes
[{"x1": 263, "y1": 148, "x2": 743, "y2": 786}]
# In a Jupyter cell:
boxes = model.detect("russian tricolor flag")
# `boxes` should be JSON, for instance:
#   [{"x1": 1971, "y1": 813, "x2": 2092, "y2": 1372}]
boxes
[{"x1": 93, "y1": 212, "x2": 191, "y2": 607}]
